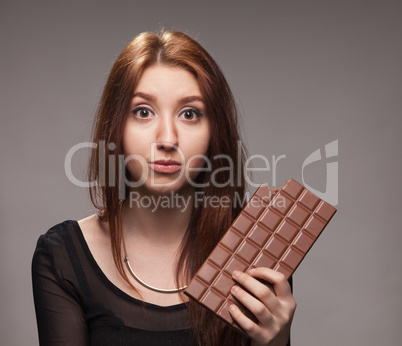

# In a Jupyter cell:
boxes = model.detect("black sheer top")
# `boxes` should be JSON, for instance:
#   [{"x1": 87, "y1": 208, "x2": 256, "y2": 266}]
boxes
[
  {"x1": 32, "y1": 220, "x2": 196, "y2": 345},
  {"x1": 32, "y1": 220, "x2": 292, "y2": 345}
]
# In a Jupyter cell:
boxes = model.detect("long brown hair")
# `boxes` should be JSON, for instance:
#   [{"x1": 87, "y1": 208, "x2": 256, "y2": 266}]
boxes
[{"x1": 88, "y1": 30, "x2": 250, "y2": 345}]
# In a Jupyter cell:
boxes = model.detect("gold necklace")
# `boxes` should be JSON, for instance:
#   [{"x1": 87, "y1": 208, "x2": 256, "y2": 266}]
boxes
[{"x1": 120, "y1": 201, "x2": 187, "y2": 294}]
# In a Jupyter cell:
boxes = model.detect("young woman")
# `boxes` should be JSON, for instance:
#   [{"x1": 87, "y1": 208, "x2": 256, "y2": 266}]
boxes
[{"x1": 32, "y1": 30, "x2": 296, "y2": 346}]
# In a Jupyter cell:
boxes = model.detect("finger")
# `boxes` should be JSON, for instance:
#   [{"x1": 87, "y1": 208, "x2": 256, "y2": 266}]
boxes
[
  {"x1": 230, "y1": 284, "x2": 273, "y2": 326},
  {"x1": 228, "y1": 302, "x2": 264, "y2": 341},
  {"x1": 248, "y1": 268, "x2": 297, "y2": 325},
  {"x1": 247, "y1": 267, "x2": 292, "y2": 299},
  {"x1": 232, "y1": 271, "x2": 280, "y2": 313}
]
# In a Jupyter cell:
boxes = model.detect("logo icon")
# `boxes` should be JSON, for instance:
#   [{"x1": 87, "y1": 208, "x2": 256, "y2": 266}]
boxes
[{"x1": 302, "y1": 140, "x2": 338, "y2": 206}]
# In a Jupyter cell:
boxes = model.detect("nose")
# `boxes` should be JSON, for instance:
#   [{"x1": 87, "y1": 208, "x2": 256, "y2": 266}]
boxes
[{"x1": 155, "y1": 114, "x2": 178, "y2": 151}]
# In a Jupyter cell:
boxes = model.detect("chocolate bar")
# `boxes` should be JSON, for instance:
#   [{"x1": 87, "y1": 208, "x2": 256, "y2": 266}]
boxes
[{"x1": 183, "y1": 179, "x2": 336, "y2": 333}]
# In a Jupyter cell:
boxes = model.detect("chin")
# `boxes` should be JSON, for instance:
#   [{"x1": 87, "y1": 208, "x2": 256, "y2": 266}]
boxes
[{"x1": 140, "y1": 179, "x2": 193, "y2": 196}]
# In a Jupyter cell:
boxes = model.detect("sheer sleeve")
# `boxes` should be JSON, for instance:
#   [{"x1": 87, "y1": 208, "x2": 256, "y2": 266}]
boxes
[{"x1": 32, "y1": 234, "x2": 89, "y2": 346}]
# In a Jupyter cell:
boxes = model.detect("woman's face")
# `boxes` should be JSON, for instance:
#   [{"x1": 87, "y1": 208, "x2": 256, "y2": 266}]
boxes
[{"x1": 122, "y1": 64, "x2": 210, "y2": 195}]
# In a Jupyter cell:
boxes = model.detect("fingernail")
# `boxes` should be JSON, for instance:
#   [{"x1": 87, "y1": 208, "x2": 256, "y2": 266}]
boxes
[
  {"x1": 248, "y1": 268, "x2": 256, "y2": 274},
  {"x1": 231, "y1": 285, "x2": 240, "y2": 293},
  {"x1": 232, "y1": 270, "x2": 241, "y2": 278},
  {"x1": 229, "y1": 305, "x2": 236, "y2": 312}
]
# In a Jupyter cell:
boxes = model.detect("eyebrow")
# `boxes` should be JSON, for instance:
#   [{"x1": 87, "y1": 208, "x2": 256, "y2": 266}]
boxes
[
  {"x1": 177, "y1": 96, "x2": 204, "y2": 105},
  {"x1": 133, "y1": 92, "x2": 204, "y2": 105},
  {"x1": 133, "y1": 92, "x2": 157, "y2": 102}
]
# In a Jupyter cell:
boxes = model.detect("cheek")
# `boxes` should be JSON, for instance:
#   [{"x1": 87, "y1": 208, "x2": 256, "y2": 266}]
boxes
[
  {"x1": 186, "y1": 128, "x2": 210, "y2": 155},
  {"x1": 183, "y1": 131, "x2": 210, "y2": 175},
  {"x1": 122, "y1": 123, "x2": 148, "y2": 154},
  {"x1": 122, "y1": 126, "x2": 149, "y2": 179}
]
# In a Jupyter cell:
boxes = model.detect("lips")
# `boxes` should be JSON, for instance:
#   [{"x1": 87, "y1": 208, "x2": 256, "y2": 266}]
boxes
[
  {"x1": 152, "y1": 160, "x2": 181, "y2": 165},
  {"x1": 149, "y1": 160, "x2": 182, "y2": 174}
]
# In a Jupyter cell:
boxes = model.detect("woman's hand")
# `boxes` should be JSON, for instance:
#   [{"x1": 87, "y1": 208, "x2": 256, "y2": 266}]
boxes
[{"x1": 228, "y1": 267, "x2": 296, "y2": 346}]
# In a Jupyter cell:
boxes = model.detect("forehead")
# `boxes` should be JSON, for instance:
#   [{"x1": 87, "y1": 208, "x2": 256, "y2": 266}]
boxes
[{"x1": 134, "y1": 64, "x2": 202, "y2": 97}]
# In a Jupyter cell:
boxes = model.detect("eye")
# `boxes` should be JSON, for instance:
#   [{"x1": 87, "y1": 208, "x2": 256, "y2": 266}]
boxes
[
  {"x1": 179, "y1": 108, "x2": 203, "y2": 121},
  {"x1": 131, "y1": 107, "x2": 154, "y2": 119}
]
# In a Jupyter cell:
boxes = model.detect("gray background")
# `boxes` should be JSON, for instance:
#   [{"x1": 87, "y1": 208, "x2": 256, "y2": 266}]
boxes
[{"x1": 1, "y1": 0, "x2": 401, "y2": 345}]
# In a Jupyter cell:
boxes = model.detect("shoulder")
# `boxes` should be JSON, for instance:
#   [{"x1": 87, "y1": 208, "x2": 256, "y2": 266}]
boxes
[
  {"x1": 32, "y1": 220, "x2": 92, "y2": 304},
  {"x1": 32, "y1": 220, "x2": 82, "y2": 273},
  {"x1": 34, "y1": 220, "x2": 78, "y2": 252},
  {"x1": 32, "y1": 218, "x2": 97, "y2": 285},
  {"x1": 77, "y1": 214, "x2": 111, "y2": 252},
  {"x1": 33, "y1": 215, "x2": 109, "y2": 274},
  {"x1": 77, "y1": 214, "x2": 104, "y2": 239}
]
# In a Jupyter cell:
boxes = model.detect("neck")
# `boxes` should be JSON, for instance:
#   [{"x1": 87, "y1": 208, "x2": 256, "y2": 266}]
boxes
[{"x1": 121, "y1": 185, "x2": 194, "y2": 247}]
